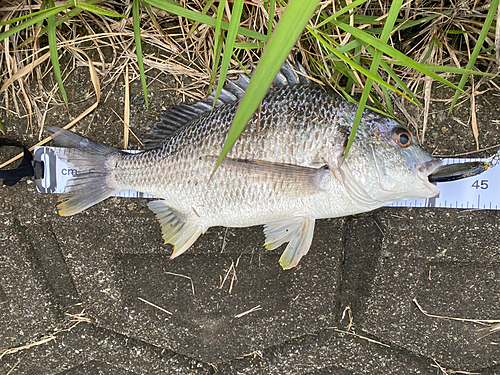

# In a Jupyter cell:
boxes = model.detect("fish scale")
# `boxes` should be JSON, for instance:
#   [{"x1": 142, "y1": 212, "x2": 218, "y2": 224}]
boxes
[{"x1": 48, "y1": 63, "x2": 447, "y2": 269}]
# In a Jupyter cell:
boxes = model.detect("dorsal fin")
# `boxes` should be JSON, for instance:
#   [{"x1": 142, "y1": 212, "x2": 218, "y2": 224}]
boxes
[
  {"x1": 272, "y1": 62, "x2": 311, "y2": 86},
  {"x1": 143, "y1": 61, "x2": 312, "y2": 149}
]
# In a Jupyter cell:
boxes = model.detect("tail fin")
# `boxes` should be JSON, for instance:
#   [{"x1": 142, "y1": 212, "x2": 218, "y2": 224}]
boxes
[{"x1": 47, "y1": 127, "x2": 122, "y2": 216}]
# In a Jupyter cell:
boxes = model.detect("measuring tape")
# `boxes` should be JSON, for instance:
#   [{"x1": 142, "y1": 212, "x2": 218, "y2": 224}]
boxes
[
  {"x1": 33, "y1": 146, "x2": 500, "y2": 210},
  {"x1": 388, "y1": 157, "x2": 498, "y2": 209},
  {"x1": 33, "y1": 147, "x2": 155, "y2": 199}
]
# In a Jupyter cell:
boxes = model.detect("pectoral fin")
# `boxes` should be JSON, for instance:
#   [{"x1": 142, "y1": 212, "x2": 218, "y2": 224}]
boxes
[
  {"x1": 264, "y1": 217, "x2": 315, "y2": 269},
  {"x1": 211, "y1": 157, "x2": 329, "y2": 197},
  {"x1": 147, "y1": 200, "x2": 205, "y2": 258}
]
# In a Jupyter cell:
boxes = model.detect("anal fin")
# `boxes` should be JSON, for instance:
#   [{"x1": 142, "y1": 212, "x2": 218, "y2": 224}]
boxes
[
  {"x1": 148, "y1": 200, "x2": 205, "y2": 258},
  {"x1": 264, "y1": 217, "x2": 315, "y2": 270}
]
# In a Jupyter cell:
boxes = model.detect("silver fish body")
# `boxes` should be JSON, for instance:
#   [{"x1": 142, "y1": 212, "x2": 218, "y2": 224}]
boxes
[{"x1": 50, "y1": 64, "x2": 441, "y2": 269}]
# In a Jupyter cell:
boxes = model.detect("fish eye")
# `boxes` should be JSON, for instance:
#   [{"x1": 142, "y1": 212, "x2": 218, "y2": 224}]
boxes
[{"x1": 392, "y1": 128, "x2": 412, "y2": 148}]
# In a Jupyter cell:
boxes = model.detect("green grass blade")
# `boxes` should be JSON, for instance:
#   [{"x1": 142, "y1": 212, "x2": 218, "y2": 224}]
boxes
[
  {"x1": 133, "y1": 0, "x2": 149, "y2": 110},
  {"x1": 234, "y1": 42, "x2": 265, "y2": 49},
  {"x1": 188, "y1": 0, "x2": 216, "y2": 36},
  {"x1": 76, "y1": 2, "x2": 124, "y2": 18},
  {"x1": 230, "y1": 49, "x2": 246, "y2": 72},
  {"x1": 267, "y1": 0, "x2": 275, "y2": 41},
  {"x1": 329, "y1": 20, "x2": 465, "y2": 95},
  {"x1": 34, "y1": 0, "x2": 49, "y2": 42},
  {"x1": 381, "y1": 60, "x2": 496, "y2": 76},
  {"x1": 344, "y1": 0, "x2": 402, "y2": 159},
  {"x1": 420, "y1": 38, "x2": 436, "y2": 63},
  {"x1": 336, "y1": 39, "x2": 365, "y2": 54},
  {"x1": 373, "y1": 54, "x2": 421, "y2": 106},
  {"x1": 209, "y1": 0, "x2": 227, "y2": 95},
  {"x1": 20, "y1": 0, "x2": 103, "y2": 46},
  {"x1": 142, "y1": 0, "x2": 166, "y2": 36},
  {"x1": 448, "y1": 0, "x2": 499, "y2": 112},
  {"x1": 381, "y1": 85, "x2": 394, "y2": 115},
  {"x1": 311, "y1": 29, "x2": 410, "y2": 101},
  {"x1": 0, "y1": 6, "x2": 65, "y2": 26},
  {"x1": 214, "y1": 0, "x2": 226, "y2": 50},
  {"x1": 214, "y1": 0, "x2": 226, "y2": 48},
  {"x1": 208, "y1": 31, "x2": 225, "y2": 93},
  {"x1": 144, "y1": 0, "x2": 266, "y2": 41},
  {"x1": 212, "y1": 0, "x2": 320, "y2": 175},
  {"x1": 350, "y1": 42, "x2": 362, "y2": 93},
  {"x1": 213, "y1": 0, "x2": 244, "y2": 105},
  {"x1": 324, "y1": 13, "x2": 491, "y2": 128},
  {"x1": 0, "y1": 5, "x2": 71, "y2": 43},
  {"x1": 48, "y1": 0, "x2": 68, "y2": 107},
  {"x1": 314, "y1": 0, "x2": 368, "y2": 29}
]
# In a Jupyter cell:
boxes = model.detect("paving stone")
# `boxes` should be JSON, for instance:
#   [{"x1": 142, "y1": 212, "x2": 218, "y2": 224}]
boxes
[
  {"x1": 218, "y1": 329, "x2": 436, "y2": 374},
  {"x1": 338, "y1": 213, "x2": 383, "y2": 323},
  {"x1": 0, "y1": 323, "x2": 210, "y2": 374},
  {"x1": 48, "y1": 201, "x2": 345, "y2": 362},
  {"x1": 0, "y1": 184, "x2": 61, "y2": 352},
  {"x1": 3, "y1": 66, "x2": 500, "y2": 374},
  {"x1": 357, "y1": 208, "x2": 500, "y2": 372},
  {"x1": 25, "y1": 224, "x2": 81, "y2": 310}
]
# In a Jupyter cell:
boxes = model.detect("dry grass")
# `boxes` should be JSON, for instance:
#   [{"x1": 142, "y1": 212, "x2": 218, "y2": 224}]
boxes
[
  {"x1": 219, "y1": 255, "x2": 240, "y2": 293},
  {"x1": 414, "y1": 298, "x2": 500, "y2": 326},
  {"x1": 0, "y1": 307, "x2": 89, "y2": 361},
  {"x1": 0, "y1": 335, "x2": 56, "y2": 360},
  {"x1": 0, "y1": 1, "x2": 498, "y2": 151},
  {"x1": 431, "y1": 358, "x2": 481, "y2": 375},
  {"x1": 165, "y1": 270, "x2": 195, "y2": 295},
  {"x1": 414, "y1": 298, "x2": 500, "y2": 342},
  {"x1": 234, "y1": 304, "x2": 262, "y2": 318},
  {"x1": 138, "y1": 296, "x2": 173, "y2": 315}
]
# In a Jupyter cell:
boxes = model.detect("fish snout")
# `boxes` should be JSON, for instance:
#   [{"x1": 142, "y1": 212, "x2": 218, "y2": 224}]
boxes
[
  {"x1": 416, "y1": 159, "x2": 442, "y2": 178},
  {"x1": 413, "y1": 159, "x2": 442, "y2": 196}
]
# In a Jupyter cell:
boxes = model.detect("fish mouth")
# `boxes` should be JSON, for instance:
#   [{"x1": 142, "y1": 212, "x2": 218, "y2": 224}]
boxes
[
  {"x1": 416, "y1": 159, "x2": 442, "y2": 178},
  {"x1": 415, "y1": 159, "x2": 442, "y2": 195}
]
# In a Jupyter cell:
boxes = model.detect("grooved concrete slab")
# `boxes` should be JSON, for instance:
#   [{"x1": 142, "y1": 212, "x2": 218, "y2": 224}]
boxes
[
  {"x1": 0, "y1": 323, "x2": 210, "y2": 374},
  {"x1": 50, "y1": 207, "x2": 344, "y2": 362},
  {"x1": 360, "y1": 209, "x2": 500, "y2": 370}
]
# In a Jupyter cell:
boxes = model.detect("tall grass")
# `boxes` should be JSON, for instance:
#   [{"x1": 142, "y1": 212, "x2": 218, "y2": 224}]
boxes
[{"x1": 0, "y1": 0, "x2": 497, "y2": 159}]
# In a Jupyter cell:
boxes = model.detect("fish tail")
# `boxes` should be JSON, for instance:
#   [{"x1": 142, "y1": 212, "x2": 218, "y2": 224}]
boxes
[{"x1": 47, "y1": 127, "x2": 122, "y2": 216}]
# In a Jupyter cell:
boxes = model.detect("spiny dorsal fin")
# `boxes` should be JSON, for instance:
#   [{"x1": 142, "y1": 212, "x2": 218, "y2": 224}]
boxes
[
  {"x1": 143, "y1": 62, "x2": 313, "y2": 149},
  {"x1": 272, "y1": 61, "x2": 311, "y2": 86},
  {"x1": 144, "y1": 104, "x2": 207, "y2": 147}
]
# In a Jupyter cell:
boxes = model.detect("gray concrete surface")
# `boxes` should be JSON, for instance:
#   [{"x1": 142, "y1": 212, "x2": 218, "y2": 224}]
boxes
[{"x1": 1, "y1": 67, "x2": 500, "y2": 374}]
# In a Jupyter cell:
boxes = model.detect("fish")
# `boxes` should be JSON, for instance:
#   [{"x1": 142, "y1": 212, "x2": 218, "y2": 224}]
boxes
[{"x1": 47, "y1": 62, "x2": 475, "y2": 269}]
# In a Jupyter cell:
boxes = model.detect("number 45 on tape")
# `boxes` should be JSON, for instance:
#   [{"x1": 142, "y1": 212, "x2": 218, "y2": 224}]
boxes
[{"x1": 471, "y1": 179, "x2": 489, "y2": 190}]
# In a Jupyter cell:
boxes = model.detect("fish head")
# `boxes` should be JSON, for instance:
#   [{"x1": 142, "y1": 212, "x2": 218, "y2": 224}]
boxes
[{"x1": 341, "y1": 114, "x2": 441, "y2": 205}]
